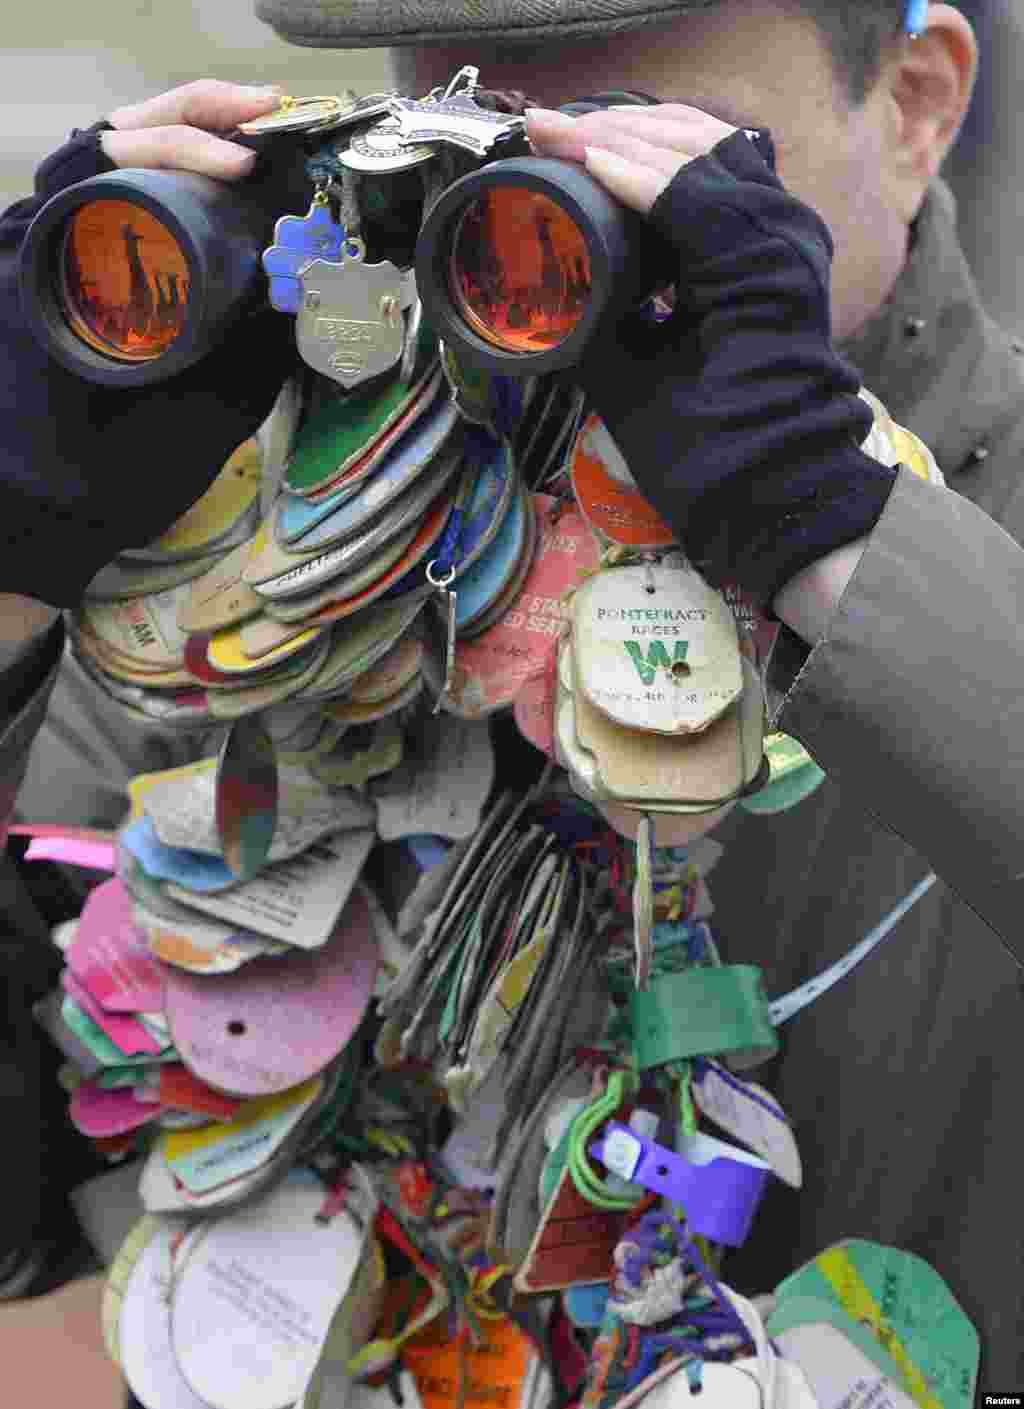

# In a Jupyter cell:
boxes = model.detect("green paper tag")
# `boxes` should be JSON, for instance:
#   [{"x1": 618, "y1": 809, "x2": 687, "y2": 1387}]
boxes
[
  {"x1": 60, "y1": 996, "x2": 152, "y2": 1068},
  {"x1": 96, "y1": 1063, "x2": 159, "y2": 1090},
  {"x1": 285, "y1": 325, "x2": 438, "y2": 494},
  {"x1": 629, "y1": 965, "x2": 778, "y2": 1070},
  {"x1": 772, "y1": 1240, "x2": 979, "y2": 1409}
]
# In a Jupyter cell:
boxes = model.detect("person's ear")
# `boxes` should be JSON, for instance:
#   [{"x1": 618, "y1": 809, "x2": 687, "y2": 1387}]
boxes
[{"x1": 880, "y1": 3, "x2": 977, "y2": 220}]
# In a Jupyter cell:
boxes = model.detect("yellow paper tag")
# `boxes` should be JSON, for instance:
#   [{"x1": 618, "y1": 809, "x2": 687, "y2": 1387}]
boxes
[
  {"x1": 150, "y1": 439, "x2": 263, "y2": 554},
  {"x1": 859, "y1": 388, "x2": 945, "y2": 486},
  {"x1": 160, "y1": 1076, "x2": 321, "y2": 1165},
  {"x1": 207, "y1": 619, "x2": 321, "y2": 673}
]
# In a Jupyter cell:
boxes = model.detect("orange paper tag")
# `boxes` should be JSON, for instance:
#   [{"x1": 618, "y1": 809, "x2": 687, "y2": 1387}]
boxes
[
  {"x1": 570, "y1": 414, "x2": 675, "y2": 550},
  {"x1": 404, "y1": 1307, "x2": 539, "y2": 1409}
]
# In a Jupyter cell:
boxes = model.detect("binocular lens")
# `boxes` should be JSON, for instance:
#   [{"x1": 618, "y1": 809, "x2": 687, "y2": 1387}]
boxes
[
  {"x1": 60, "y1": 200, "x2": 191, "y2": 363},
  {"x1": 447, "y1": 187, "x2": 592, "y2": 355}
]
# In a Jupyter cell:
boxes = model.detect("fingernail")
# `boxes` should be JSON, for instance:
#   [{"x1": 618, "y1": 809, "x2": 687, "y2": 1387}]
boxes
[
  {"x1": 524, "y1": 107, "x2": 576, "y2": 124},
  {"x1": 584, "y1": 145, "x2": 626, "y2": 170},
  {"x1": 247, "y1": 84, "x2": 284, "y2": 97}
]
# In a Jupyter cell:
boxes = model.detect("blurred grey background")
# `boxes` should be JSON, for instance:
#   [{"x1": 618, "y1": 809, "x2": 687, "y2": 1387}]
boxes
[{"x1": 1, "y1": 0, "x2": 1021, "y2": 331}]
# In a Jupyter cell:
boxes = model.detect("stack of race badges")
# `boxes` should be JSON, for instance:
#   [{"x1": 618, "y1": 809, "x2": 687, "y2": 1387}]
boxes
[{"x1": 36, "y1": 75, "x2": 968, "y2": 1409}]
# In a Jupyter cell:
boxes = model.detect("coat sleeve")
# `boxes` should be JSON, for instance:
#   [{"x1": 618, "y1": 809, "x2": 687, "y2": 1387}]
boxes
[
  {"x1": 770, "y1": 465, "x2": 1024, "y2": 964},
  {"x1": 0, "y1": 122, "x2": 115, "y2": 839},
  {"x1": 0, "y1": 622, "x2": 65, "y2": 845}
]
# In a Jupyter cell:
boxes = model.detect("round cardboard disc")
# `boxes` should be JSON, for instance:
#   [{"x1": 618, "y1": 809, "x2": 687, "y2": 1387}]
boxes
[
  {"x1": 324, "y1": 674, "x2": 423, "y2": 725},
  {"x1": 570, "y1": 413, "x2": 675, "y2": 549},
  {"x1": 279, "y1": 399, "x2": 461, "y2": 554},
  {"x1": 74, "y1": 627, "x2": 197, "y2": 688},
  {"x1": 208, "y1": 615, "x2": 324, "y2": 671},
  {"x1": 125, "y1": 438, "x2": 264, "y2": 563},
  {"x1": 445, "y1": 432, "x2": 517, "y2": 579},
  {"x1": 70, "y1": 1082, "x2": 161, "y2": 1138},
  {"x1": 179, "y1": 534, "x2": 266, "y2": 634},
  {"x1": 457, "y1": 486, "x2": 539, "y2": 639},
  {"x1": 299, "y1": 597, "x2": 428, "y2": 702},
  {"x1": 184, "y1": 631, "x2": 319, "y2": 686},
  {"x1": 513, "y1": 644, "x2": 559, "y2": 759},
  {"x1": 348, "y1": 635, "x2": 424, "y2": 703},
  {"x1": 431, "y1": 498, "x2": 598, "y2": 718},
  {"x1": 254, "y1": 451, "x2": 458, "y2": 601},
  {"x1": 452, "y1": 488, "x2": 529, "y2": 631},
  {"x1": 204, "y1": 635, "x2": 333, "y2": 720},
  {"x1": 256, "y1": 491, "x2": 454, "y2": 637},
  {"x1": 103, "y1": 1216, "x2": 187, "y2": 1372},
  {"x1": 263, "y1": 524, "x2": 418, "y2": 623},
  {"x1": 164, "y1": 887, "x2": 378, "y2": 1097},
  {"x1": 85, "y1": 545, "x2": 231, "y2": 603},
  {"x1": 277, "y1": 368, "x2": 444, "y2": 541},
  {"x1": 572, "y1": 563, "x2": 743, "y2": 736},
  {"x1": 82, "y1": 585, "x2": 192, "y2": 670},
  {"x1": 284, "y1": 331, "x2": 438, "y2": 496},
  {"x1": 170, "y1": 1174, "x2": 367, "y2": 1409}
]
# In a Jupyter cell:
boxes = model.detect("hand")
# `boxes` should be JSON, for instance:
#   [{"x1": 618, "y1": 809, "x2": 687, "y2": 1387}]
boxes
[
  {"x1": 0, "y1": 79, "x2": 299, "y2": 610},
  {"x1": 102, "y1": 78, "x2": 284, "y2": 181},
  {"x1": 525, "y1": 103, "x2": 737, "y2": 214},
  {"x1": 522, "y1": 110, "x2": 891, "y2": 611}
]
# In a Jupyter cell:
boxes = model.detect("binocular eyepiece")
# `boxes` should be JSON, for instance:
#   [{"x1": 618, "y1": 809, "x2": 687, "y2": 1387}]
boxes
[{"x1": 19, "y1": 87, "x2": 677, "y2": 388}]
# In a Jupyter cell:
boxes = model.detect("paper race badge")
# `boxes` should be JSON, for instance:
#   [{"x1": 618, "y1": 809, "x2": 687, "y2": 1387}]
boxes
[{"x1": 570, "y1": 414, "x2": 675, "y2": 549}]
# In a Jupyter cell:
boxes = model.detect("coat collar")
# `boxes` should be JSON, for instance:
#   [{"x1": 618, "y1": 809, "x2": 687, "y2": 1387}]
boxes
[{"x1": 836, "y1": 178, "x2": 1024, "y2": 479}]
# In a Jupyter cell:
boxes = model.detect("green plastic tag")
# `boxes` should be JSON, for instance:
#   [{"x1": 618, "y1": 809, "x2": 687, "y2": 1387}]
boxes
[
  {"x1": 285, "y1": 324, "x2": 438, "y2": 494},
  {"x1": 772, "y1": 1240, "x2": 979, "y2": 1409},
  {"x1": 741, "y1": 733, "x2": 826, "y2": 815},
  {"x1": 630, "y1": 965, "x2": 778, "y2": 1070}
]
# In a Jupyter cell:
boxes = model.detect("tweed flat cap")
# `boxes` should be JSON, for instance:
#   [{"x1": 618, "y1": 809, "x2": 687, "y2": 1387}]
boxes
[{"x1": 254, "y1": 0, "x2": 719, "y2": 50}]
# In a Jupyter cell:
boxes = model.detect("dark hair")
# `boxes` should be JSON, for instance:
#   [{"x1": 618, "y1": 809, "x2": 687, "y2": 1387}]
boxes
[{"x1": 786, "y1": 1, "x2": 915, "y2": 106}]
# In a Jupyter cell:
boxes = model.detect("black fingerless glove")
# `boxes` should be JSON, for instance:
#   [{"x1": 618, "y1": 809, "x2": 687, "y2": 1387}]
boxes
[
  {"x1": 576, "y1": 128, "x2": 898, "y2": 610},
  {"x1": 0, "y1": 123, "x2": 296, "y2": 608}
]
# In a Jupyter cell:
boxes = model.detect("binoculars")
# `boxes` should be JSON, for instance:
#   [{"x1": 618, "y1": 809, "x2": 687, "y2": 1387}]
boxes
[{"x1": 18, "y1": 73, "x2": 679, "y2": 389}]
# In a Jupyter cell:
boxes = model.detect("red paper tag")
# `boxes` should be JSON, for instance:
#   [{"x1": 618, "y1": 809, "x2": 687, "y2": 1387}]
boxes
[
  {"x1": 514, "y1": 1160, "x2": 630, "y2": 1294},
  {"x1": 446, "y1": 497, "x2": 599, "y2": 717}
]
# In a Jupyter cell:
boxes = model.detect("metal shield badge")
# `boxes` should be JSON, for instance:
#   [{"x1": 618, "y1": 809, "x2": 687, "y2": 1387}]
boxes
[{"x1": 296, "y1": 249, "x2": 413, "y2": 389}]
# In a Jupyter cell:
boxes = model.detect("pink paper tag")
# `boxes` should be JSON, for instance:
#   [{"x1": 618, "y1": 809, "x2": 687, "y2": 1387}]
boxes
[
  {"x1": 61, "y1": 969, "x2": 166, "y2": 1057},
  {"x1": 70, "y1": 1081, "x2": 162, "y2": 1137},
  {"x1": 513, "y1": 642, "x2": 559, "y2": 758},
  {"x1": 163, "y1": 888, "x2": 379, "y2": 1096},
  {"x1": 450, "y1": 497, "x2": 599, "y2": 717},
  {"x1": 24, "y1": 837, "x2": 117, "y2": 870},
  {"x1": 68, "y1": 877, "x2": 166, "y2": 1014}
]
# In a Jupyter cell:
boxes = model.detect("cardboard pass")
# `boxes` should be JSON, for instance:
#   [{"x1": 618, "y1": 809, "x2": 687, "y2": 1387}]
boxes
[{"x1": 164, "y1": 887, "x2": 378, "y2": 1096}]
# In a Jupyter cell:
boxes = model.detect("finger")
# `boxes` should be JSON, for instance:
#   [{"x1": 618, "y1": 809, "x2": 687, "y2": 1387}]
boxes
[
  {"x1": 99, "y1": 124, "x2": 259, "y2": 181},
  {"x1": 584, "y1": 106, "x2": 736, "y2": 149},
  {"x1": 583, "y1": 147, "x2": 672, "y2": 215},
  {"x1": 528, "y1": 116, "x2": 694, "y2": 183},
  {"x1": 527, "y1": 106, "x2": 733, "y2": 168},
  {"x1": 609, "y1": 101, "x2": 739, "y2": 135},
  {"x1": 108, "y1": 78, "x2": 283, "y2": 134}
]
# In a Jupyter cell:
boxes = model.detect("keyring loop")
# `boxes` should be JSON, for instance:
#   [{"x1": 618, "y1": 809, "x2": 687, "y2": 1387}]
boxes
[{"x1": 426, "y1": 559, "x2": 457, "y2": 590}]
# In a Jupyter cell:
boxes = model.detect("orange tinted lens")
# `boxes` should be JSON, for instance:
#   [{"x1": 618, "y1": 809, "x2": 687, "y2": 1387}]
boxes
[
  {"x1": 61, "y1": 200, "x2": 190, "y2": 362},
  {"x1": 449, "y1": 188, "x2": 591, "y2": 353}
]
